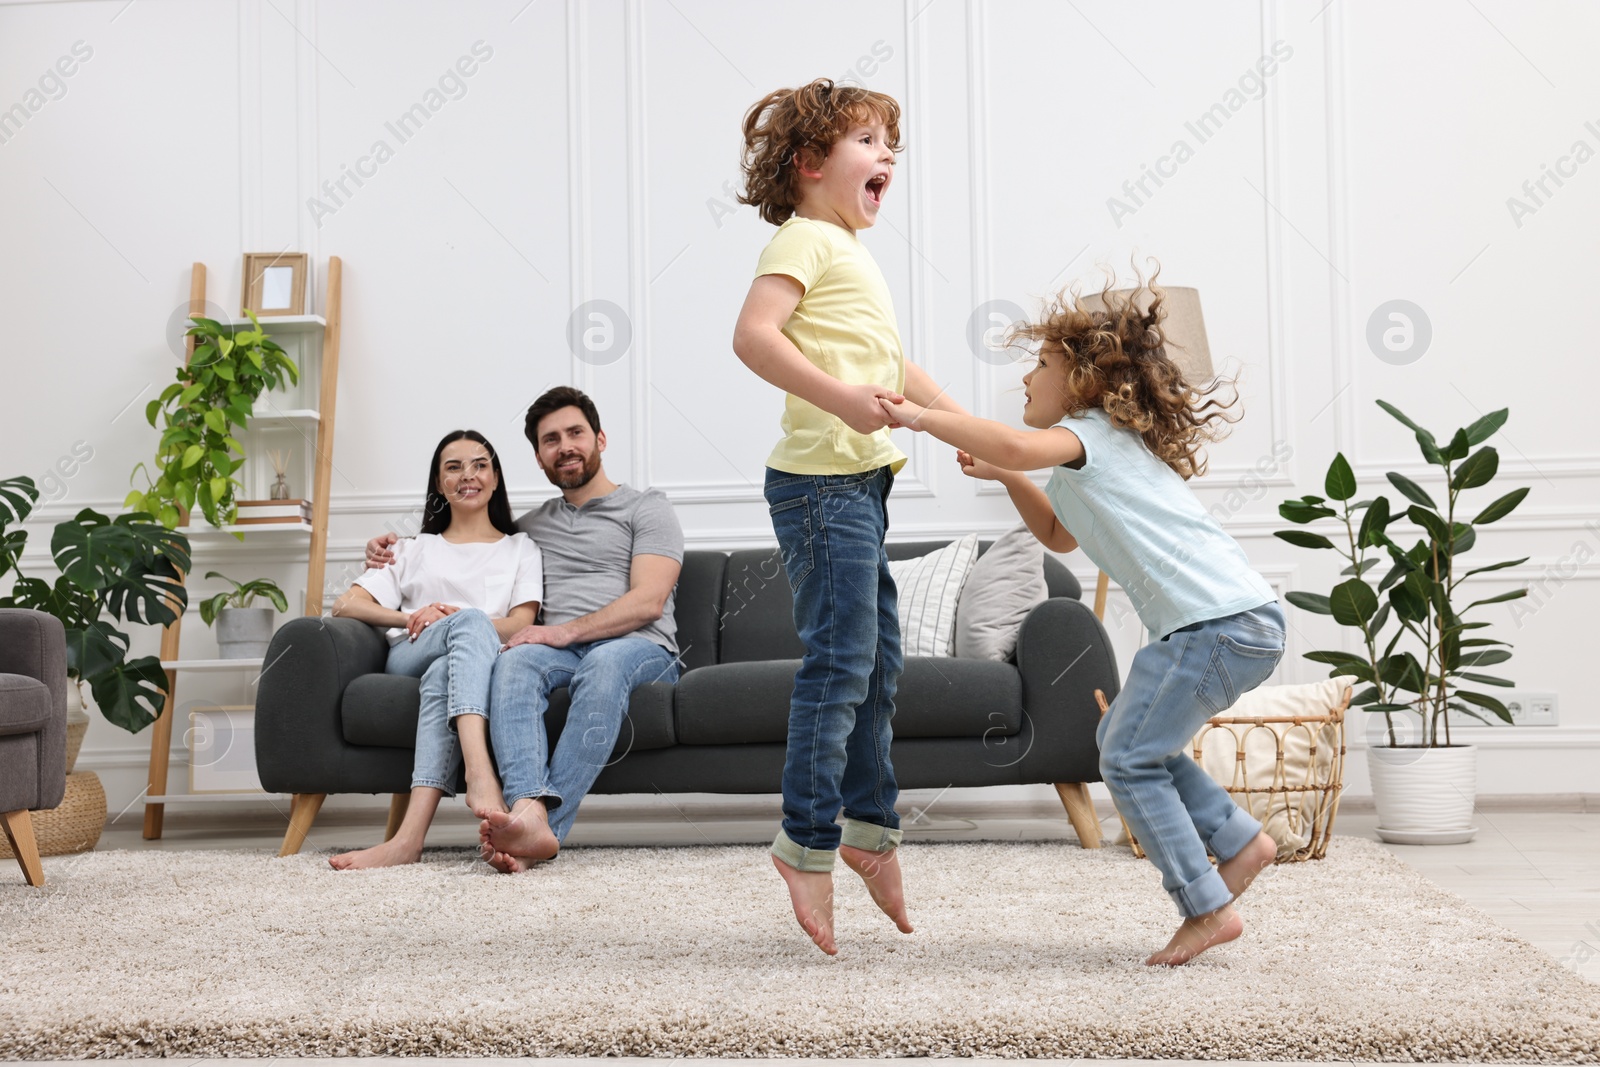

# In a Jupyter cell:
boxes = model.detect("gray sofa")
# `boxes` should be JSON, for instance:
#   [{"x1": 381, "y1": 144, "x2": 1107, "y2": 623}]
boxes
[
  {"x1": 255, "y1": 540, "x2": 1122, "y2": 855},
  {"x1": 0, "y1": 609, "x2": 68, "y2": 886}
]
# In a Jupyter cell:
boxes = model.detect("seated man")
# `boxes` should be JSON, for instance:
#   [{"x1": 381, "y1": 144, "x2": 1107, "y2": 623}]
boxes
[{"x1": 365, "y1": 386, "x2": 684, "y2": 872}]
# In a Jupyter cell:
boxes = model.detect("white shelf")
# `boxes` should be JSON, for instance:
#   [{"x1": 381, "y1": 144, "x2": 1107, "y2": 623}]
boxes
[
  {"x1": 146, "y1": 793, "x2": 288, "y2": 804},
  {"x1": 212, "y1": 314, "x2": 326, "y2": 333},
  {"x1": 180, "y1": 521, "x2": 314, "y2": 537},
  {"x1": 247, "y1": 407, "x2": 320, "y2": 429},
  {"x1": 160, "y1": 658, "x2": 265, "y2": 672}
]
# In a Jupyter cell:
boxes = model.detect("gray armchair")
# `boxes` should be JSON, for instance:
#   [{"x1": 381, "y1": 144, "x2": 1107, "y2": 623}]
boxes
[{"x1": 0, "y1": 609, "x2": 68, "y2": 886}]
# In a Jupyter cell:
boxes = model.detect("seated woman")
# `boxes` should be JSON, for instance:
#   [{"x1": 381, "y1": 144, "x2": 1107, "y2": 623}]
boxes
[{"x1": 328, "y1": 430, "x2": 542, "y2": 870}]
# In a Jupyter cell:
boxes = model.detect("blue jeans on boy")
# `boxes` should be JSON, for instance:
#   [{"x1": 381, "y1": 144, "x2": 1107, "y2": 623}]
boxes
[
  {"x1": 1097, "y1": 600, "x2": 1286, "y2": 918},
  {"x1": 488, "y1": 636, "x2": 680, "y2": 843},
  {"x1": 383, "y1": 607, "x2": 500, "y2": 794},
  {"x1": 764, "y1": 465, "x2": 903, "y2": 874}
]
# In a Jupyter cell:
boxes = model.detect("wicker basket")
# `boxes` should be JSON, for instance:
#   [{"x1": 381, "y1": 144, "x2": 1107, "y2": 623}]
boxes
[
  {"x1": 0, "y1": 771, "x2": 106, "y2": 859},
  {"x1": 1095, "y1": 686, "x2": 1349, "y2": 864}
]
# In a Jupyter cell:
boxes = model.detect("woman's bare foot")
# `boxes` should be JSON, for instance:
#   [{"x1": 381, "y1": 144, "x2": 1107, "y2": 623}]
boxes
[
  {"x1": 772, "y1": 855, "x2": 837, "y2": 955},
  {"x1": 1145, "y1": 904, "x2": 1244, "y2": 966},
  {"x1": 478, "y1": 800, "x2": 558, "y2": 873},
  {"x1": 839, "y1": 844, "x2": 913, "y2": 934},
  {"x1": 329, "y1": 836, "x2": 422, "y2": 871},
  {"x1": 465, "y1": 774, "x2": 509, "y2": 820},
  {"x1": 1218, "y1": 831, "x2": 1277, "y2": 902}
]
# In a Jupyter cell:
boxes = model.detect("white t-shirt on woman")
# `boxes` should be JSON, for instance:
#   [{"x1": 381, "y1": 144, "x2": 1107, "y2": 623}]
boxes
[{"x1": 353, "y1": 532, "x2": 543, "y2": 646}]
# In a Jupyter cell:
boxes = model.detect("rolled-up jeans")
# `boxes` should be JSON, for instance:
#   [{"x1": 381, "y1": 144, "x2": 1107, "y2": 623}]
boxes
[
  {"x1": 489, "y1": 636, "x2": 680, "y2": 843},
  {"x1": 1097, "y1": 600, "x2": 1286, "y2": 918},
  {"x1": 384, "y1": 607, "x2": 500, "y2": 795},
  {"x1": 763, "y1": 465, "x2": 904, "y2": 874}
]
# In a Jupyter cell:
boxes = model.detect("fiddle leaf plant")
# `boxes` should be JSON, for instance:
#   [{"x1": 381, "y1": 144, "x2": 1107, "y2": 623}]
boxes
[
  {"x1": 128, "y1": 310, "x2": 299, "y2": 531},
  {"x1": 0, "y1": 476, "x2": 191, "y2": 733},
  {"x1": 1276, "y1": 401, "x2": 1530, "y2": 748},
  {"x1": 197, "y1": 571, "x2": 289, "y2": 626}
]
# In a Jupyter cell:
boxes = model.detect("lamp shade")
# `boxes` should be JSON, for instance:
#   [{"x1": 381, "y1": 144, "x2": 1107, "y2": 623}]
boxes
[{"x1": 1077, "y1": 285, "x2": 1213, "y2": 384}]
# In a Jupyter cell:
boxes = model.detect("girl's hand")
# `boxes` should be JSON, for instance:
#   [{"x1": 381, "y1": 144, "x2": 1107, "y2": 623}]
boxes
[
  {"x1": 956, "y1": 448, "x2": 1005, "y2": 481},
  {"x1": 838, "y1": 383, "x2": 904, "y2": 435},
  {"x1": 879, "y1": 395, "x2": 927, "y2": 430},
  {"x1": 406, "y1": 602, "x2": 458, "y2": 641}
]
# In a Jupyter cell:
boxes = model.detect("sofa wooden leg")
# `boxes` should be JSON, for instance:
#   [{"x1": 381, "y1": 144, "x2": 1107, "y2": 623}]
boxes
[
  {"x1": 277, "y1": 793, "x2": 326, "y2": 857},
  {"x1": 384, "y1": 793, "x2": 410, "y2": 842},
  {"x1": 1054, "y1": 782, "x2": 1102, "y2": 849},
  {"x1": 2, "y1": 809, "x2": 45, "y2": 886}
]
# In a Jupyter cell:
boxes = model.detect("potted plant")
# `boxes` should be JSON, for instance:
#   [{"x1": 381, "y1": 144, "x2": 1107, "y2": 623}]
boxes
[
  {"x1": 1275, "y1": 401, "x2": 1530, "y2": 844},
  {"x1": 198, "y1": 572, "x2": 289, "y2": 659},
  {"x1": 127, "y1": 310, "x2": 299, "y2": 531},
  {"x1": 0, "y1": 475, "x2": 191, "y2": 740}
]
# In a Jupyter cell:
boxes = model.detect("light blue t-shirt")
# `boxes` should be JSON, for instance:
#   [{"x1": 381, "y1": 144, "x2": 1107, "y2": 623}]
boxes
[{"x1": 1043, "y1": 408, "x2": 1275, "y2": 642}]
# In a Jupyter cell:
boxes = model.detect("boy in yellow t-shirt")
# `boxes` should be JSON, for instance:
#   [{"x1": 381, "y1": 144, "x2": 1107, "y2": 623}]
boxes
[{"x1": 732, "y1": 78, "x2": 967, "y2": 955}]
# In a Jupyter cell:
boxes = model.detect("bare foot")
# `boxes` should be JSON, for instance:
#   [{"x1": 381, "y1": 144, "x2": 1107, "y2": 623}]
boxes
[
  {"x1": 466, "y1": 774, "x2": 509, "y2": 820},
  {"x1": 1145, "y1": 905, "x2": 1244, "y2": 966},
  {"x1": 478, "y1": 801, "x2": 558, "y2": 873},
  {"x1": 772, "y1": 854, "x2": 837, "y2": 955},
  {"x1": 329, "y1": 836, "x2": 422, "y2": 871},
  {"x1": 840, "y1": 844, "x2": 913, "y2": 934},
  {"x1": 1218, "y1": 831, "x2": 1277, "y2": 902}
]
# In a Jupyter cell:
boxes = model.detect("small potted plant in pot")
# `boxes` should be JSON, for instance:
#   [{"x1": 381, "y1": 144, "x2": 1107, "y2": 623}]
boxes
[
  {"x1": 198, "y1": 572, "x2": 289, "y2": 659},
  {"x1": 1276, "y1": 401, "x2": 1530, "y2": 844}
]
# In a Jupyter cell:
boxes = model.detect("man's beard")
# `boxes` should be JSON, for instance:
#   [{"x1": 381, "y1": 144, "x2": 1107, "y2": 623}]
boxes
[{"x1": 544, "y1": 448, "x2": 601, "y2": 490}]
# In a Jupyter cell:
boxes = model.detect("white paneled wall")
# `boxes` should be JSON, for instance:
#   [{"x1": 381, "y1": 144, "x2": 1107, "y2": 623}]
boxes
[{"x1": 2, "y1": 0, "x2": 1595, "y2": 814}]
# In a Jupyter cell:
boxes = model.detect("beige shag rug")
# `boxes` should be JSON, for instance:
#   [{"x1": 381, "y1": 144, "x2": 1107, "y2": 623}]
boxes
[{"x1": 1, "y1": 836, "x2": 1596, "y2": 1061}]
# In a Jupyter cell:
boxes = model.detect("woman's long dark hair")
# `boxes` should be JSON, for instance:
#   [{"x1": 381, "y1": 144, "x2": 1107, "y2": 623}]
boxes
[{"x1": 420, "y1": 430, "x2": 518, "y2": 536}]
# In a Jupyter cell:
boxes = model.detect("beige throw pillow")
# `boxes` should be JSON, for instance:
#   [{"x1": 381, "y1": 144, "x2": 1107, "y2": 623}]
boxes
[
  {"x1": 954, "y1": 523, "x2": 1048, "y2": 661},
  {"x1": 888, "y1": 534, "x2": 980, "y2": 657}
]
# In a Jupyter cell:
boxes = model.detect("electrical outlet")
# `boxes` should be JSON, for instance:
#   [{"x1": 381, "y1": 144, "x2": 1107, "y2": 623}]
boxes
[{"x1": 1447, "y1": 690, "x2": 1558, "y2": 727}]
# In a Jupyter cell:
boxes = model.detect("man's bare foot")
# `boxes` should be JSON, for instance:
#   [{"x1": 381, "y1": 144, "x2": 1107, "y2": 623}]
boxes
[
  {"x1": 1218, "y1": 831, "x2": 1277, "y2": 902},
  {"x1": 839, "y1": 844, "x2": 913, "y2": 934},
  {"x1": 1145, "y1": 904, "x2": 1244, "y2": 966},
  {"x1": 329, "y1": 836, "x2": 422, "y2": 871},
  {"x1": 772, "y1": 854, "x2": 837, "y2": 955},
  {"x1": 465, "y1": 775, "x2": 509, "y2": 820},
  {"x1": 478, "y1": 802, "x2": 558, "y2": 874}
]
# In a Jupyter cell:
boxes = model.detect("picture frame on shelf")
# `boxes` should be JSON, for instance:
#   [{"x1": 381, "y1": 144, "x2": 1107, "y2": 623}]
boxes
[
  {"x1": 241, "y1": 252, "x2": 308, "y2": 317},
  {"x1": 188, "y1": 705, "x2": 266, "y2": 794}
]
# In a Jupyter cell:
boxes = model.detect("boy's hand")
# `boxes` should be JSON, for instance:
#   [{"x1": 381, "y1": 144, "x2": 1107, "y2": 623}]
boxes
[
  {"x1": 956, "y1": 448, "x2": 1005, "y2": 481},
  {"x1": 878, "y1": 395, "x2": 927, "y2": 430},
  {"x1": 840, "y1": 384, "x2": 904, "y2": 435}
]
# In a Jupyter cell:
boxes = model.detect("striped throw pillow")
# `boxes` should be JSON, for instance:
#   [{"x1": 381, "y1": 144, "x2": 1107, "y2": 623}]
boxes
[{"x1": 887, "y1": 534, "x2": 980, "y2": 657}]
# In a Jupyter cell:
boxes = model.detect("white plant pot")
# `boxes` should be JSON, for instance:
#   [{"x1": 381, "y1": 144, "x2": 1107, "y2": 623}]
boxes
[
  {"x1": 215, "y1": 607, "x2": 275, "y2": 659},
  {"x1": 1368, "y1": 744, "x2": 1478, "y2": 844}
]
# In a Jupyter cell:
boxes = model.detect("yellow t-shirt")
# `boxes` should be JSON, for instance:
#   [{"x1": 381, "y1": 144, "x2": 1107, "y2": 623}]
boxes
[{"x1": 754, "y1": 216, "x2": 908, "y2": 476}]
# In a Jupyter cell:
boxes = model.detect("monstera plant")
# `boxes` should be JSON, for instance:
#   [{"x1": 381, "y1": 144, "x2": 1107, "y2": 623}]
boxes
[{"x1": 0, "y1": 475, "x2": 190, "y2": 732}]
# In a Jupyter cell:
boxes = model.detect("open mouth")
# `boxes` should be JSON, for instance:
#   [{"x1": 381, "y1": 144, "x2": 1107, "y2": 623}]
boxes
[{"x1": 865, "y1": 174, "x2": 888, "y2": 205}]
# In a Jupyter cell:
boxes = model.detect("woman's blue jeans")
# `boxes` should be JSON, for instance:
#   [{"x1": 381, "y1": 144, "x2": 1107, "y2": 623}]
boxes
[
  {"x1": 1097, "y1": 600, "x2": 1286, "y2": 917},
  {"x1": 383, "y1": 607, "x2": 501, "y2": 795},
  {"x1": 764, "y1": 465, "x2": 903, "y2": 873}
]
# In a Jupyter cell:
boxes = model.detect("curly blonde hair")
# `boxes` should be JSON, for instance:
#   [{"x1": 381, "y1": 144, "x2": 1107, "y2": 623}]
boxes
[
  {"x1": 1012, "y1": 267, "x2": 1240, "y2": 480},
  {"x1": 738, "y1": 79, "x2": 903, "y2": 226}
]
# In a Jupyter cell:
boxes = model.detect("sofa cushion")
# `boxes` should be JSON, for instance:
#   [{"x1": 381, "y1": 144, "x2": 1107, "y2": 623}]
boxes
[
  {"x1": 888, "y1": 534, "x2": 980, "y2": 657},
  {"x1": 674, "y1": 657, "x2": 1023, "y2": 745},
  {"x1": 0, "y1": 674, "x2": 52, "y2": 737},
  {"x1": 339, "y1": 674, "x2": 677, "y2": 754}
]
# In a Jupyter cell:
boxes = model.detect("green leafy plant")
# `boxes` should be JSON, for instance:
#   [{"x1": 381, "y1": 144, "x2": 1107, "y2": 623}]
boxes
[
  {"x1": 1276, "y1": 401, "x2": 1530, "y2": 748},
  {"x1": 0, "y1": 476, "x2": 190, "y2": 733},
  {"x1": 128, "y1": 310, "x2": 299, "y2": 530},
  {"x1": 197, "y1": 571, "x2": 289, "y2": 625}
]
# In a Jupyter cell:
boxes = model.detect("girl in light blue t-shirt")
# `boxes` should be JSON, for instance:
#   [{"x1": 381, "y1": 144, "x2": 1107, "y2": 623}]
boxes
[{"x1": 881, "y1": 277, "x2": 1284, "y2": 967}]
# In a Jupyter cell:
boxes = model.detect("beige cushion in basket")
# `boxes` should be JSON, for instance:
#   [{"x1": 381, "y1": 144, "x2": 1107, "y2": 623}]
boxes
[{"x1": 1194, "y1": 675, "x2": 1358, "y2": 859}]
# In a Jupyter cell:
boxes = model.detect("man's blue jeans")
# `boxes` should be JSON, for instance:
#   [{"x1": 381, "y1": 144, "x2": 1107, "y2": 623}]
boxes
[
  {"x1": 764, "y1": 465, "x2": 904, "y2": 873},
  {"x1": 1097, "y1": 600, "x2": 1286, "y2": 917},
  {"x1": 383, "y1": 608, "x2": 500, "y2": 795},
  {"x1": 488, "y1": 636, "x2": 680, "y2": 843}
]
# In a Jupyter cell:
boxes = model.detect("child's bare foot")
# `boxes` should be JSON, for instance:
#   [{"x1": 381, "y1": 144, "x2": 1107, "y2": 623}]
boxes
[
  {"x1": 465, "y1": 774, "x2": 508, "y2": 819},
  {"x1": 478, "y1": 800, "x2": 558, "y2": 873},
  {"x1": 839, "y1": 844, "x2": 913, "y2": 934},
  {"x1": 1145, "y1": 904, "x2": 1244, "y2": 966},
  {"x1": 1218, "y1": 831, "x2": 1277, "y2": 902},
  {"x1": 772, "y1": 854, "x2": 837, "y2": 955},
  {"x1": 329, "y1": 836, "x2": 422, "y2": 871}
]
